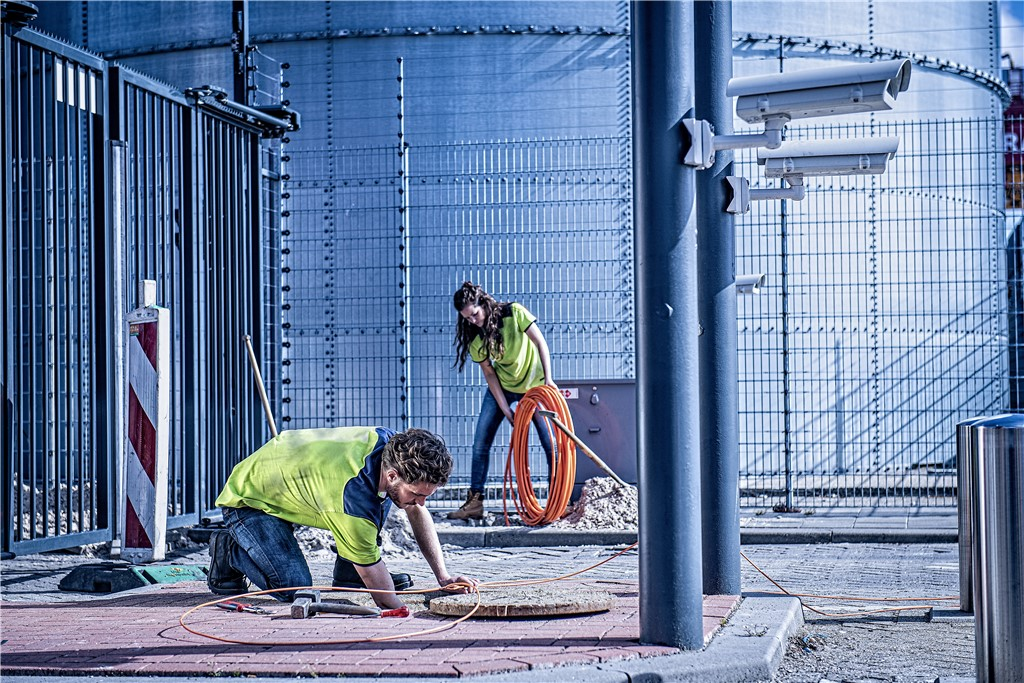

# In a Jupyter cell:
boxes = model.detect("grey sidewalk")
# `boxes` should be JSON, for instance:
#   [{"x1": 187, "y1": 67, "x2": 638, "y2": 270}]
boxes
[{"x1": 434, "y1": 505, "x2": 960, "y2": 547}]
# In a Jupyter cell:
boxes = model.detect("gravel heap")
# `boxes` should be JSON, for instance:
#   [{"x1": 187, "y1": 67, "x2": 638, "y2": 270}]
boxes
[
  {"x1": 296, "y1": 506, "x2": 420, "y2": 559},
  {"x1": 551, "y1": 477, "x2": 638, "y2": 530}
]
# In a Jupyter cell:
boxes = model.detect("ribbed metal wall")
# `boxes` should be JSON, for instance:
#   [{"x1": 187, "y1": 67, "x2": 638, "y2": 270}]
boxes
[
  {"x1": 28, "y1": 0, "x2": 1009, "y2": 507},
  {"x1": 242, "y1": 3, "x2": 635, "y2": 492}
]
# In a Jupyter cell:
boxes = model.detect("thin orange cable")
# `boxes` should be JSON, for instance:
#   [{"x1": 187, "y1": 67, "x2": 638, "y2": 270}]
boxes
[
  {"x1": 179, "y1": 543, "x2": 640, "y2": 646},
  {"x1": 502, "y1": 385, "x2": 577, "y2": 525},
  {"x1": 740, "y1": 550, "x2": 958, "y2": 618},
  {"x1": 179, "y1": 583, "x2": 483, "y2": 646}
]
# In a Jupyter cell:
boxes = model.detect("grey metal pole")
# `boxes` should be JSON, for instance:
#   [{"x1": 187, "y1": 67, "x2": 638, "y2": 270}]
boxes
[
  {"x1": 109, "y1": 140, "x2": 128, "y2": 554},
  {"x1": 631, "y1": 0, "x2": 705, "y2": 649},
  {"x1": 969, "y1": 414, "x2": 1024, "y2": 683},
  {"x1": 231, "y1": 0, "x2": 250, "y2": 105},
  {"x1": 955, "y1": 415, "x2": 991, "y2": 613},
  {"x1": 694, "y1": 0, "x2": 740, "y2": 597}
]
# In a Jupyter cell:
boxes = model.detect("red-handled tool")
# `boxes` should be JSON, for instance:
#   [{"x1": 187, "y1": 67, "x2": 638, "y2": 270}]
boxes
[
  {"x1": 215, "y1": 601, "x2": 269, "y2": 614},
  {"x1": 380, "y1": 606, "x2": 409, "y2": 618}
]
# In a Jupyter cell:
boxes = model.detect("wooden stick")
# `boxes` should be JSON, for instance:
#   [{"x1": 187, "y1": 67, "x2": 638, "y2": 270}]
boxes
[
  {"x1": 535, "y1": 409, "x2": 629, "y2": 487},
  {"x1": 244, "y1": 334, "x2": 278, "y2": 438}
]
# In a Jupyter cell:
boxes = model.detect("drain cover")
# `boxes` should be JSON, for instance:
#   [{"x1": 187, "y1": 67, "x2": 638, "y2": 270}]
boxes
[
  {"x1": 137, "y1": 564, "x2": 208, "y2": 584},
  {"x1": 58, "y1": 562, "x2": 208, "y2": 594},
  {"x1": 429, "y1": 585, "x2": 613, "y2": 618}
]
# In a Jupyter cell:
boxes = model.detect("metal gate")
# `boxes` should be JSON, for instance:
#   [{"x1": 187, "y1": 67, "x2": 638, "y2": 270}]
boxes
[{"x1": 2, "y1": 22, "x2": 286, "y2": 554}]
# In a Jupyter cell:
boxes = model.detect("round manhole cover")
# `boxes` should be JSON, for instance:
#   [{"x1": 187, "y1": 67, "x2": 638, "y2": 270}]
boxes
[{"x1": 429, "y1": 585, "x2": 614, "y2": 618}]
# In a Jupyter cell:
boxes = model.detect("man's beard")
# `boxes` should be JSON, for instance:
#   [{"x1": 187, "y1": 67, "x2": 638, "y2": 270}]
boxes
[{"x1": 384, "y1": 480, "x2": 404, "y2": 507}]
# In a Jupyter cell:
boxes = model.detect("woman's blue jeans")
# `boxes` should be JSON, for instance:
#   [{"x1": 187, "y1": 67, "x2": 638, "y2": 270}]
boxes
[
  {"x1": 470, "y1": 387, "x2": 555, "y2": 492},
  {"x1": 222, "y1": 505, "x2": 312, "y2": 601}
]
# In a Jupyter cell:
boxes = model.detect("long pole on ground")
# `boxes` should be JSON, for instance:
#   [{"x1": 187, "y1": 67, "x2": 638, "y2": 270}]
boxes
[
  {"x1": 631, "y1": 0, "x2": 705, "y2": 650},
  {"x1": 694, "y1": 0, "x2": 741, "y2": 596}
]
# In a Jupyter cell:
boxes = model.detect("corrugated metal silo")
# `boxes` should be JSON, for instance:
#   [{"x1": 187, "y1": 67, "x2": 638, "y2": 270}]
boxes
[{"x1": 32, "y1": 0, "x2": 1009, "y2": 504}]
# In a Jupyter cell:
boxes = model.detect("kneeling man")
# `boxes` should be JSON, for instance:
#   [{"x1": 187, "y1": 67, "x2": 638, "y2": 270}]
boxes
[{"x1": 208, "y1": 426, "x2": 476, "y2": 609}]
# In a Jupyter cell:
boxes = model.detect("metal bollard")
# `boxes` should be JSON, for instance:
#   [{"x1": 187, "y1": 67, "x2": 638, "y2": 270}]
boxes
[
  {"x1": 968, "y1": 414, "x2": 1024, "y2": 683},
  {"x1": 955, "y1": 415, "x2": 997, "y2": 613}
]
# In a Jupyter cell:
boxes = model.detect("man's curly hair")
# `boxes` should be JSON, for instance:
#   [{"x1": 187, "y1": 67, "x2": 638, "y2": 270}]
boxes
[{"x1": 382, "y1": 428, "x2": 453, "y2": 486}]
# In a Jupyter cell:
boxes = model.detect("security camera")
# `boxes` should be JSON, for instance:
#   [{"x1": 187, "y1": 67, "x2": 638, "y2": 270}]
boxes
[
  {"x1": 735, "y1": 273, "x2": 766, "y2": 295},
  {"x1": 724, "y1": 175, "x2": 804, "y2": 214},
  {"x1": 681, "y1": 60, "x2": 911, "y2": 170},
  {"x1": 757, "y1": 137, "x2": 900, "y2": 178},
  {"x1": 728, "y1": 59, "x2": 912, "y2": 124}
]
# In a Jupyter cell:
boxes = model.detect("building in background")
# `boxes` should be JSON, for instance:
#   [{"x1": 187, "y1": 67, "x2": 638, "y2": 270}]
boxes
[{"x1": 18, "y1": 1, "x2": 1011, "y2": 516}]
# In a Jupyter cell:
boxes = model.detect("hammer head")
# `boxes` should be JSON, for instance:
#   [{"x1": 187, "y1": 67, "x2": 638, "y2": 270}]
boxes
[{"x1": 290, "y1": 588, "x2": 321, "y2": 619}]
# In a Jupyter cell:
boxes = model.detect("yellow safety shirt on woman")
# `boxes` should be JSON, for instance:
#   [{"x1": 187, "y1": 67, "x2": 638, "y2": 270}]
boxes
[{"x1": 468, "y1": 302, "x2": 545, "y2": 393}]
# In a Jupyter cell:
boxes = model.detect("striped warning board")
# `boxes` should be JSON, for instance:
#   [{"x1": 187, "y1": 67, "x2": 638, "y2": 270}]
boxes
[{"x1": 122, "y1": 298, "x2": 169, "y2": 564}]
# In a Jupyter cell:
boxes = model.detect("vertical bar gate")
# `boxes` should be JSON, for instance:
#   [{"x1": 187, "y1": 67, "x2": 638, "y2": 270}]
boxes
[{"x1": 2, "y1": 23, "x2": 283, "y2": 555}]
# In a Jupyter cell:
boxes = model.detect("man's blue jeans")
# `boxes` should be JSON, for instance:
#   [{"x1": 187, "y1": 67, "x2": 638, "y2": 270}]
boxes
[
  {"x1": 470, "y1": 387, "x2": 555, "y2": 492},
  {"x1": 222, "y1": 506, "x2": 312, "y2": 601}
]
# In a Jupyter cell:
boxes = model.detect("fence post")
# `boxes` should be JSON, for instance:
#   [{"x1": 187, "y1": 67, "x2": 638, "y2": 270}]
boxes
[
  {"x1": 109, "y1": 140, "x2": 128, "y2": 556},
  {"x1": 121, "y1": 280, "x2": 170, "y2": 563}
]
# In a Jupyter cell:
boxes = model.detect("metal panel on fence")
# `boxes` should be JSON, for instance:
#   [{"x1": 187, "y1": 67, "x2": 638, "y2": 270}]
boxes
[
  {"x1": 111, "y1": 67, "x2": 194, "y2": 528},
  {"x1": 193, "y1": 110, "x2": 269, "y2": 514},
  {"x1": 2, "y1": 28, "x2": 109, "y2": 554},
  {"x1": 2, "y1": 25, "x2": 281, "y2": 553},
  {"x1": 280, "y1": 135, "x2": 635, "y2": 500}
]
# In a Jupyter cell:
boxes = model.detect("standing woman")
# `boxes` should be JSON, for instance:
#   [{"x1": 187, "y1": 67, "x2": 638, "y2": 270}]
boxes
[{"x1": 448, "y1": 281, "x2": 558, "y2": 520}]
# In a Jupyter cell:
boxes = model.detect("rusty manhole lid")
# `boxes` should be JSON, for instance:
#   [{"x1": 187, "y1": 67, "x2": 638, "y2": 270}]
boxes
[{"x1": 429, "y1": 585, "x2": 614, "y2": 618}]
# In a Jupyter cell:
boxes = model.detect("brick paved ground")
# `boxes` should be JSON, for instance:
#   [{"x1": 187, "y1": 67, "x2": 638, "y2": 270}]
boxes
[
  {"x1": 1, "y1": 509, "x2": 972, "y2": 681},
  {"x1": 0, "y1": 545, "x2": 737, "y2": 679}
]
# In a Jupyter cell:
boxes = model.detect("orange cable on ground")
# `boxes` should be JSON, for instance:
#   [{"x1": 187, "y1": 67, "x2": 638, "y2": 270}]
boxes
[
  {"x1": 179, "y1": 543, "x2": 640, "y2": 646},
  {"x1": 502, "y1": 385, "x2": 577, "y2": 525},
  {"x1": 740, "y1": 550, "x2": 958, "y2": 618}
]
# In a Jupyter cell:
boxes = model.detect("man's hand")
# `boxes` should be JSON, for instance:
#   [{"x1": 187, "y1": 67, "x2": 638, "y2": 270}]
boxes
[
  {"x1": 438, "y1": 575, "x2": 480, "y2": 594},
  {"x1": 356, "y1": 561, "x2": 405, "y2": 610}
]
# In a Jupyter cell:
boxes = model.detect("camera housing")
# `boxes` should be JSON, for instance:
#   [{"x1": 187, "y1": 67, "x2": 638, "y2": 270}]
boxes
[
  {"x1": 735, "y1": 273, "x2": 766, "y2": 295},
  {"x1": 757, "y1": 137, "x2": 901, "y2": 178},
  {"x1": 728, "y1": 59, "x2": 912, "y2": 124}
]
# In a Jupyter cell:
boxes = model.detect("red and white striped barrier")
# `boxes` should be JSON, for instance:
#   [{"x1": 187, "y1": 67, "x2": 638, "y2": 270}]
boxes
[{"x1": 121, "y1": 280, "x2": 169, "y2": 563}]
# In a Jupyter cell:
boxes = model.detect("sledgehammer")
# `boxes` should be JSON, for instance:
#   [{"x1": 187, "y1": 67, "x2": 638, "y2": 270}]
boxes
[
  {"x1": 535, "y1": 409, "x2": 629, "y2": 488},
  {"x1": 290, "y1": 589, "x2": 382, "y2": 618}
]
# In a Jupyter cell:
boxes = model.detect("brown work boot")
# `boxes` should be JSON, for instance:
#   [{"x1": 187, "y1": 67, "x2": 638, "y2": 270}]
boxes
[{"x1": 446, "y1": 490, "x2": 484, "y2": 520}]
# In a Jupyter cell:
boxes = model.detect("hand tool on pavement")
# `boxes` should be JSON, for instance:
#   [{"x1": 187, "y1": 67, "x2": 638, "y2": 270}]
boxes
[
  {"x1": 215, "y1": 600, "x2": 269, "y2": 614},
  {"x1": 289, "y1": 589, "x2": 408, "y2": 618},
  {"x1": 535, "y1": 408, "x2": 629, "y2": 487}
]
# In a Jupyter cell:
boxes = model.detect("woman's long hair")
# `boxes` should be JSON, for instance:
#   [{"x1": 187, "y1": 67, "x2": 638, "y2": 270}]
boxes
[{"x1": 453, "y1": 281, "x2": 510, "y2": 371}]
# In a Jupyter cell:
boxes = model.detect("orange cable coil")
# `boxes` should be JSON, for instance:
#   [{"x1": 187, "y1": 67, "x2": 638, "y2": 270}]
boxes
[{"x1": 502, "y1": 385, "x2": 577, "y2": 526}]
